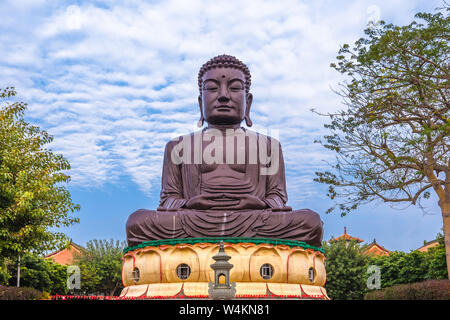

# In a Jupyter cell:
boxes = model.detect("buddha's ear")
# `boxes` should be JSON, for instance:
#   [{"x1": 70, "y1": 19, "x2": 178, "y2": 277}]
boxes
[
  {"x1": 197, "y1": 95, "x2": 204, "y2": 127},
  {"x1": 245, "y1": 92, "x2": 253, "y2": 127}
]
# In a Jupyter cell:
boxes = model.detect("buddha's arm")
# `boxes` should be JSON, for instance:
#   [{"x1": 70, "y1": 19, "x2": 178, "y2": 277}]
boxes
[
  {"x1": 264, "y1": 138, "x2": 288, "y2": 209},
  {"x1": 159, "y1": 140, "x2": 187, "y2": 210}
]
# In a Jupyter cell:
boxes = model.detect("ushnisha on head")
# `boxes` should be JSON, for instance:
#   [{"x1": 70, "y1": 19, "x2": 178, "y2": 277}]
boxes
[{"x1": 197, "y1": 55, "x2": 253, "y2": 128}]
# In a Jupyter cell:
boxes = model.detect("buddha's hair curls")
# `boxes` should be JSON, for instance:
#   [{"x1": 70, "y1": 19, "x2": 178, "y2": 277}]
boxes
[{"x1": 198, "y1": 54, "x2": 251, "y2": 95}]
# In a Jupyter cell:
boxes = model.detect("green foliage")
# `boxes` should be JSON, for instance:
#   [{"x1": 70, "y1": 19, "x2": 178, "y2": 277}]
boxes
[
  {"x1": 324, "y1": 231, "x2": 447, "y2": 300},
  {"x1": 364, "y1": 279, "x2": 450, "y2": 300},
  {"x1": 367, "y1": 233, "x2": 447, "y2": 288},
  {"x1": 369, "y1": 251, "x2": 430, "y2": 287},
  {"x1": 314, "y1": 8, "x2": 449, "y2": 216},
  {"x1": 323, "y1": 239, "x2": 370, "y2": 300},
  {"x1": 73, "y1": 239, "x2": 126, "y2": 296},
  {"x1": 40, "y1": 291, "x2": 51, "y2": 300},
  {"x1": 0, "y1": 87, "x2": 80, "y2": 259},
  {"x1": 426, "y1": 243, "x2": 448, "y2": 279},
  {"x1": 7, "y1": 253, "x2": 68, "y2": 295},
  {"x1": 73, "y1": 261, "x2": 102, "y2": 295},
  {"x1": 0, "y1": 258, "x2": 10, "y2": 285}
]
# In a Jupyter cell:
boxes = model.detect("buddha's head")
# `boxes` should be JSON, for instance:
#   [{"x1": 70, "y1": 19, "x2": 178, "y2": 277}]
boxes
[{"x1": 197, "y1": 54, "x2": 253, "y2": 128}]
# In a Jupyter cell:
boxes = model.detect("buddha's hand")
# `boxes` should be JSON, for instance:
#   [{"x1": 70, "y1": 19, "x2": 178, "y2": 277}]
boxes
[
  {"x1": 224, "y1": 194, "x2": 268, "y2": 210},
  {"x1": 184, "y1": 194, "x2": 239, "y2": 210}
]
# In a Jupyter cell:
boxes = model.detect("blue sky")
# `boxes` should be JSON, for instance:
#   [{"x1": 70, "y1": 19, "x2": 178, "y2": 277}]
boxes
[{"x1": 0, "y1": 0, "x2": 445, "y2": 252}]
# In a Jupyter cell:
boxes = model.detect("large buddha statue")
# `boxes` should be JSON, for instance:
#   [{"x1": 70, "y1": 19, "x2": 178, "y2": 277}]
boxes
[{"x1": 126, "y1": 55, "x2": 323, "y2": 248}]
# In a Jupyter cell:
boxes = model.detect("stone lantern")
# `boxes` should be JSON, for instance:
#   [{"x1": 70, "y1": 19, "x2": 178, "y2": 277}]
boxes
[{"x1": 208, "y1": 241, "x2": 236, "y2": 299}]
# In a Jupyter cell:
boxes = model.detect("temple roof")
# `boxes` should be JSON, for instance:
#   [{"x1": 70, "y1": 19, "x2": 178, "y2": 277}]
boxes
[
  {"x1": 330, "y1": 227, "x2": 391, "y2": 256},
  {"x1": 416, "y1": 239, "x2": 440, "y2": 252},
  {"x1": 332, "y1": 226, "x2": 364, "y2": 243},
  {"x1": 362, "y1": 239, "x2": 390, "y2": 256},
  {"x1": 44, "y1": 240, "x2": 86, "y2": 265}
]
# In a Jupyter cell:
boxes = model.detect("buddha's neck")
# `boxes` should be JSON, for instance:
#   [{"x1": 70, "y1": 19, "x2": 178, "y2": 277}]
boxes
[{"x1": 207, "y1": 123, "x2": 242, "y2": 132}]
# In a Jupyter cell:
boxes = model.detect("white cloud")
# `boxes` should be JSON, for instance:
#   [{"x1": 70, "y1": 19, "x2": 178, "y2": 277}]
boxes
[{"x1": 0, "y1": 0, "x2": 443, "y2": 198}]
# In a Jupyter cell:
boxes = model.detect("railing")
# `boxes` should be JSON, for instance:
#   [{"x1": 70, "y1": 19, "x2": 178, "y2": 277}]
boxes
[{"x1": 51, "y1": 293, "x2": 328, "y2": 300}]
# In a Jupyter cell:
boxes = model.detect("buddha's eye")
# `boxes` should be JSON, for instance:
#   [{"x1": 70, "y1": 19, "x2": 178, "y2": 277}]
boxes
[
  {"x1": 205, "y1": 86, "x2": 218, "y2": 91},
  {"x1": 229, "y1": 80, "x2": 244, "y2": 92}
]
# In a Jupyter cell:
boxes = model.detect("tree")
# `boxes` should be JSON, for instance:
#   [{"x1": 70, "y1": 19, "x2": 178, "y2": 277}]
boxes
[
  {"x1": 0, "y1": 87, "x2": 80, "y2": 260},
  {"x1": 367, "y1": 246, "x2": 447, "y2": 291},
  {"x1": 0, "y1": 257, "x2": 10, "y2": 285},
  {"x1": 323, "y1": 239, "x2": 370, "y2": 300},
  {"x1": 426, "y1": 243, "x2": 447, "y2": 279},
  {"x1": 7, "y1": 253, "x2": 68, "y2": 295},
  {"x1": 313, "y1": 8, "x2": 450, "y2": 277},
  {"x1": 70, "y1": 261, "x2": 101, "y2": 296},
  {"x1": 73, "y1": 239, "x2": 126, "y2": 296},
  {"x1": 369, "y1": 251, "x2": 429, "y2": 288}
]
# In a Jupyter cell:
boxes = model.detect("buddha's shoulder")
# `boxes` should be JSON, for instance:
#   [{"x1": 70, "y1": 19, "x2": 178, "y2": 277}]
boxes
[{"x1": 245, "y1": 129, "x2": 281, "y2": 144}]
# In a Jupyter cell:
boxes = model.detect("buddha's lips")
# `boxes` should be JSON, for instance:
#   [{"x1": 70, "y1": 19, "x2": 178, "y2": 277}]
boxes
[{"x1": 215, "y1": 105, "x2": 234, "y2": 110}]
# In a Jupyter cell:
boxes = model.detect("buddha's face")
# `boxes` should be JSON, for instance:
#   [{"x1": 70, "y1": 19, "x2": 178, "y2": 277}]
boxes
[{"x1": 199, "y1": 67, "x2": 252, "y2": 126}]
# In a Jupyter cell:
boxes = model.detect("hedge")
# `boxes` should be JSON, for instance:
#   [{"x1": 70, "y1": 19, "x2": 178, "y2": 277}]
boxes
[
  {"x1": 0, "y1": 285, "x2": 44, "y2": 300},
  {"x1": 364, "y1": 280, "x2": 450, "y2": 300}
]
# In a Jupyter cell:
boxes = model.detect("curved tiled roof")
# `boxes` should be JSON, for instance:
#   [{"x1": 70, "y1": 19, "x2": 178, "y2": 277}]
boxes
[
  {"x1": 44, "y1": 241, "x2": 86, "y2": 265},
  {"x1": 332, "y1": 226, "x2": 364, "y2": 243},
  {"x1": 362, "y1": 239, "x2": 390, "y2": 256}
]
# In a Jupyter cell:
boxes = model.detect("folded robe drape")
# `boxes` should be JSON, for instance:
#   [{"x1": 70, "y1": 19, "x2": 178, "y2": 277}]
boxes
[
  {"x1": 125, "y1": 128, "x2": 324, "y2": 247},
  {"x1": 126, "y1": 208, "x2": 323, "y2": 247}
]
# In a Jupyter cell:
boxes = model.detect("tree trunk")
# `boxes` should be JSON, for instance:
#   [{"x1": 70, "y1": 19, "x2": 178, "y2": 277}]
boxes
[
  {"x1": 441, "y1": 201, "x2": 450, "y2": 280},
  {"x1": 110, "y1": 281, "x2": 120, "y2": 297},
  {"x1": 17, "y1": 254, "x2": 20, "y2": 288}
]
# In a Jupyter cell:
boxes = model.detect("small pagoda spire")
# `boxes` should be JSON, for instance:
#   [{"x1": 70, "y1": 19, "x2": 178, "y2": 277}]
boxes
[
  {"x1": 331, "y1": 225, "x2": 363, "y2": 243},
  {"x1": 208, "y1": 241, "x2": 236, "y2": 299}
]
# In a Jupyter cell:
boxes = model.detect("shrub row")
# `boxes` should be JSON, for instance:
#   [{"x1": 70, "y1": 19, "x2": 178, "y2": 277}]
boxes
[
  {"x1": 0, "y1": 285, "x2": 44, "y2": 300},
  {"x1": 365, "y1": 280, "x2": 450, "y2": 300}
]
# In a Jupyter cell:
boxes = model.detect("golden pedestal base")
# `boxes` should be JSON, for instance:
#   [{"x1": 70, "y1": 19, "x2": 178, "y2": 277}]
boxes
[
  {"x1": 120, "y1": 239, "x2": 328, "y2": 299},
  {"x1": 120, "y1": 282, "x2": 329, "y2": 299}
]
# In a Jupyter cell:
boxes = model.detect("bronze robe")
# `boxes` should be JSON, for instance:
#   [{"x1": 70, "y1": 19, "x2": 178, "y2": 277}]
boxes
[{"x1": 126, "y1": 129, "x2": 323, "y2": 247}]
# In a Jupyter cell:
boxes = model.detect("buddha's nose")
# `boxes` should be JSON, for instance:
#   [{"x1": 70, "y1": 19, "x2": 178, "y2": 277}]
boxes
[
  {"x1": 218, "y1": 86, "x2": 230, "y2": 102},
  {"x1": 218, "y1": 95, "x2": 230, "y2": 103}
]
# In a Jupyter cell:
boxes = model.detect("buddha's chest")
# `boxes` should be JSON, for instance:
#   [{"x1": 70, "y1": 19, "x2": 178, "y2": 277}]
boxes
[{"x1": 200, "y1": 163, "x2": 246, "y2": 174}]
